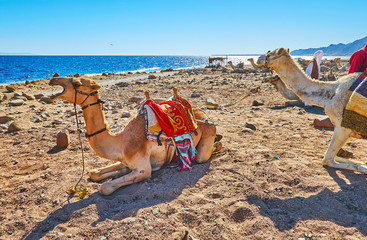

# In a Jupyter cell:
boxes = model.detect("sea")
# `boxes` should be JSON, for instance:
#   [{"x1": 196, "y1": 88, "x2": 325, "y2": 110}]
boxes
[{"x1": 0, "y1": 55, "x2": 350, "y2": 86}]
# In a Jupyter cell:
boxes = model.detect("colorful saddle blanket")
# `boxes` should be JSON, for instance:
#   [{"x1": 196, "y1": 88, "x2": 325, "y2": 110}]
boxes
[
  {"x1": 341, "y1": 70, "x2": 367, "y2": 136},
  {"x1": 140, "y1": 97, "x2": 198, "y2": 170}
]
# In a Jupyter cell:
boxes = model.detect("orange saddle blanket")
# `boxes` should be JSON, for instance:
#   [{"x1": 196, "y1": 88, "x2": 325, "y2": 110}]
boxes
[{"x1": 142, "y1": 97, "x2": 197, "y2": 138}]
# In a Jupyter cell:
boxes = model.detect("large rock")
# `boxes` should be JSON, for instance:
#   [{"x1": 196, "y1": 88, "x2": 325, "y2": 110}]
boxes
[
  {"x1": 22, "y1": 92, "x2": 36, "y2": 100},
  {"x1": 40, "y1": 96, "x2": 54, "y2": 104},
  {"x1": 8, "y1": 121, "x2": 28, "y2": 132},
  {"x1": 313, "y1": 117, "x2": 334, "y2": 129},
  {"x1": 56, "y1": 130, "x2": 70, "y2": 148},
  {"x1": 9, "y1": 99, "x2": 24, "y2": 106},
  {"x1": 6, "y1": 85, "x2": 16, "y2": 92},
  {"x1": 53, "y1": 73, "x2": 60, "y2": 78},
  {"x1": 148, "y1": 75, "x2": 157, "y2": 79},
  {"x1": 0, "y1": 115, "x2": 15, "y2": 124}
]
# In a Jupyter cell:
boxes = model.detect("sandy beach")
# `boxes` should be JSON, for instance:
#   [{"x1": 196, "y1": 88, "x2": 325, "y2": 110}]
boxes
[{"x1": 2, "y1": 62, "x2": 367, "y2": 240}]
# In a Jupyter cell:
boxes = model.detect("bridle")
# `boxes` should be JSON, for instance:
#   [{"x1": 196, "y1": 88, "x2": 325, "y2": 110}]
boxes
[{"x1": 71, "y1": 79, "x2": 107, "y2": 138}]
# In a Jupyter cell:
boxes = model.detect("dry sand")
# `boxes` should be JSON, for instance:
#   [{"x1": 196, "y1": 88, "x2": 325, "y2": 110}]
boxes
[{"x1": 1, "y1": 65, "x2": 367, "y2": 240}]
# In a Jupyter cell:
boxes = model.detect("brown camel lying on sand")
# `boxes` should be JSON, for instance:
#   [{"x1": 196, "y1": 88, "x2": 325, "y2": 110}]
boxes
[{"x1": 49, "y1": 77, "x2": 221, "y2": 195}]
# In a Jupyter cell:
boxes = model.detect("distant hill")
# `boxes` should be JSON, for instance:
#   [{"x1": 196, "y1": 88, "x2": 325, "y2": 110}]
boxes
[{"x1": 291, "y1": 36, "x2": 367, "y2": 56}]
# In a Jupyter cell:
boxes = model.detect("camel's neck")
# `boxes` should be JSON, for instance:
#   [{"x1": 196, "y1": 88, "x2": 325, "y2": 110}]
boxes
[
  {"x1": 272, "y1": 57, "x2": 336, "y2": 107},
  {"x1": 80, "y1": 96, "x2": 122, "y2": 160}
]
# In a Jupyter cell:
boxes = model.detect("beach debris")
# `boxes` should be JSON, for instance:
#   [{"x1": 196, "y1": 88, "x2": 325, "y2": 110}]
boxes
[
  {"x1": 148, "y1": 75, "x2": 157, "y2": 79},
  {"x1": 313, "y1": 117, "x2": 334, "y2": 129},
  {"x1": 53, "y1": 73, "x2": 60, "y2": 77},
  {"x1": 245, "y1": 122, "x2": 257, "y2": 131},
  {"x1": 205, "y1": 97, "x2": 219, "y2": 109},
  {"x1": 6, "y1": 85, "x2": 15, "y2": 92},
  {"x1": 9, "y1": 99, "x2": 24, "y2": 106},
  {"x1": 56, "y1": 129, "x2": 70, "y2": 148}
]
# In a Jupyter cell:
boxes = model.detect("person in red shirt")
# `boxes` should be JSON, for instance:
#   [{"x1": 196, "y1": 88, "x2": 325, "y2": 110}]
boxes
[{"x1": 348, "y1": 43, "x2": 367, "y2": 74}]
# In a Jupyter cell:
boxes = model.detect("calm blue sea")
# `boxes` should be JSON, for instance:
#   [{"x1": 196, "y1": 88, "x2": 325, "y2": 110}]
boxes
[{"x1": 0, "y1": 55, "x2": 209, "y2": 85}]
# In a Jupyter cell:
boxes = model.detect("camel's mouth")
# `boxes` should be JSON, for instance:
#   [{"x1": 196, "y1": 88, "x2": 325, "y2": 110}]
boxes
[{"x1": 49, "y1": 78, "x2": 66, "y2": 99}]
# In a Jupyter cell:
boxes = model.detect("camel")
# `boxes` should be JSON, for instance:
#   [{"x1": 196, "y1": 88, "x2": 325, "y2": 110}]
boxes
[
  {"x1": 257, "y1": 48, "x2": 367, "y2": 173},
  {"x1": 264, "y1": 75, "x2": 300, "y2": 101},
  {"x1": 49, "y1": 77, "x2": 220, "y2": 195},
  {"x1": 247, "y1": 58, "x2": 260, "y2": 69}
]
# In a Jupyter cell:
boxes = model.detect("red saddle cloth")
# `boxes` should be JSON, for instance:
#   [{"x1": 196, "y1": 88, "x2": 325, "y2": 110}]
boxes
[{"x1": 143, "y1": 98, "x2": 197, "y2": 137}]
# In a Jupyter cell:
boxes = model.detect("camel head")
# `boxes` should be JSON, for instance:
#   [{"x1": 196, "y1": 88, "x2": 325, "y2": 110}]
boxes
[
  {"x1": 257, "y1": 48, "x2": 290, "y2": 70},
  {"x1": 49, "y1": 77, "x2": 101, "y2": 105}
]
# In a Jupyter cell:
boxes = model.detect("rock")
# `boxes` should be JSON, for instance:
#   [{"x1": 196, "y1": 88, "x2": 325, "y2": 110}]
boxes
[
  {"x1": 53, "y1": 73, "x2": 60, "y2": 78},
  {"x1": 285, "y1": 101, "x2": 305, "y2": 107},
  {"x1": 25, "y1": 80, "x2": 31, "y2": 85},
  {"x1": 205, "y1": 97, "x2": 219, "y2": 109},
  {"x1": 242, "y1": 128, "x2": 253, "y2": 133},
  {"x1": 74, "y1": 73, "x2": 80, "y2": 77},
  {"x1": 245, "y1": 122, "x2": 256, "y2": 131},
  {"x1": 320, "y1": 65, "x2": 330, "y2": 72},
  {"x1": 9, "y1": 99, "x2": 24, "y2": 106},
  {"x1": 56, "y1": 130, "x2": 70, "y2": 148},
  {"x1": 148, "y1": 75, "x2": 157, "y2": 79},
  {"x1": 40, "y1": 96, "x2": 54, "y2": 104},
  {"x1": 0, "y1": 115, "x2": 15, "y2": 124},
  {"x1": 8, "y1": 121, "x2": 28, "y2": 132},
  {"x1": 116, "y1": 82, "x2": 129, "y2": 87},
  {"x1": 34, "y1": 93, "x2": 44, "y2": 99},
  {"x1": 128, "y1": 96, "x2": 144, "y2": 103},
  {"x1": 252, "y1": 100, "x2": 264, "y2": 106},
  {"x1": 313, "y1": 117, "x2": 334, "y2": 129},
  {"x1": 22, "y1": 92, "x2": 36, "y2": 100},
  {"x1": 6, "y1": 85, "x2": 16, "y2": 92},
  {"x1": 121, "y1": 112, "x2": 131, "y2": 118},
  {"x1": 191, "y1": 92, "x2": 201, "y2": 98},
  {"x1": 102, "y1": 73, "x2": 108, "y2": 76},
  {"x1": 2, "y1": 92, "x2": 14, "y2": 100},
  {"x1": 152, "y1": 208, "x2": 159, "y2": 215}
]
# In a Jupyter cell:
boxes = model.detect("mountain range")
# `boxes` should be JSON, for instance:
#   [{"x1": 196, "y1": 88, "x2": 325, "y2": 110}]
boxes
[{"x1": 290, "y1": 36, "x2": 367, "y2": 56}]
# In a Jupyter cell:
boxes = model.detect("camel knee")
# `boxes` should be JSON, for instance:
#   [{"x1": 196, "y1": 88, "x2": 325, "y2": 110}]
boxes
[
  {"x1": 89, "y1": 170, "x2": 103, "y2": 182},
  {"x1": 322, "y1": 158, "x2": 333, "y2": 166}
]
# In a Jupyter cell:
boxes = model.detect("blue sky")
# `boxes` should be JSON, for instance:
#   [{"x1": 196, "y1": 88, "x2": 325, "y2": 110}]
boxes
[{"x1": 0, "y1": 0, "x2": 366, "y2": 55}]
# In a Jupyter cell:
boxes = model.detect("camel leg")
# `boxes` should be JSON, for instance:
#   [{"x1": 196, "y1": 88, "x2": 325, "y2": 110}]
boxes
[
  {"x1": 99, "y1": 159, "x2": 152, "y2": 195},
  {"x1": 89, "y1": 162, "x2": 130, "y2": 182},
  {"x1": 195, "y1": 125, "x2": 217, "y2": 163},
  {"x1": 323, "y1": 127, "x2": 367, "y2": 173}
]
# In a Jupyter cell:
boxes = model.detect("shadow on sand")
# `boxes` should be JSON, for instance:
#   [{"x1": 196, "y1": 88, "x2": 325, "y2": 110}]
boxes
[
  {"x1": 247, "y1": 167, "x2": 367, "y2": 235},
  {"x1": 22, "y1": 161, "x2": 211, "y2": 240}
]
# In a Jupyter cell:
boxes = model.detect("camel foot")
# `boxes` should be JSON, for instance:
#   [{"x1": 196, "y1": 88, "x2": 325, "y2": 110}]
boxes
[
  {"x1": 334, "y1": 156, "x2": 365, "y2": 166},
  {"x1": 99, "y1": 182, "x2": 115, "y2": 196}
]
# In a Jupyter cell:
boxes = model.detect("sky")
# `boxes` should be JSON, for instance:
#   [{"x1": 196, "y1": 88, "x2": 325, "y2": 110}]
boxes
[{"x1": 0, "y1": 0, "x2": 366, "y2": 56}]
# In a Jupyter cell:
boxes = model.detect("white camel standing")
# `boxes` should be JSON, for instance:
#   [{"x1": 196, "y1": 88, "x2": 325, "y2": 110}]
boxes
[{"x1": 257, "y1": 48, "x2": 367, "y2": 173}]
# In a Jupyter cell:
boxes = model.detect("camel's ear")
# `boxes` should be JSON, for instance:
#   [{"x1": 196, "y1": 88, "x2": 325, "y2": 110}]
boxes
[
  {"x1": 276, "y1": 48, "x2": 285, "y2": 55},
  {"x1": 72, "y1": 78, "x2": 82, "y2": 87}
]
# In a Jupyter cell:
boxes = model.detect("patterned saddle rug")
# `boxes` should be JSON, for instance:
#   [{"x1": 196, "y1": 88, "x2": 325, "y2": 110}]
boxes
[
  {"x1": 139, "y1": 96, "x2": 198, "y2": 170},
  {"x1": 341, "y1": 70, "x2": 367, "y2": 136}
]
